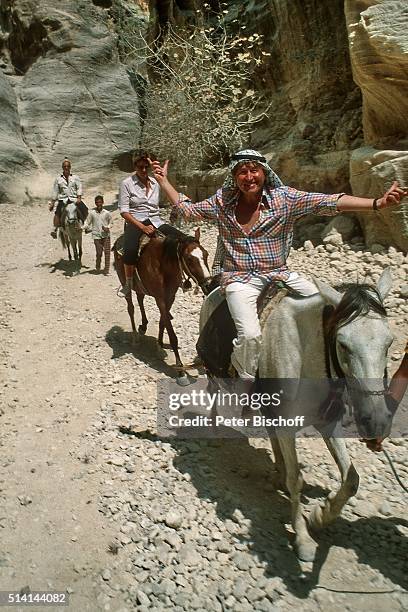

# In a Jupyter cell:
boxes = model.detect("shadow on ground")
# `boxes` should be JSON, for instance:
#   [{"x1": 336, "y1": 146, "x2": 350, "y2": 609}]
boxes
[
  {"x1": 36, "y1": 259, "x2": 88, "y2": 277},
  {"x1": 119, "y1": 427, "x2": 408, "y2": 598},
  {"x1": 105, "y1": 325, "x2": 187, "y2": 381}
]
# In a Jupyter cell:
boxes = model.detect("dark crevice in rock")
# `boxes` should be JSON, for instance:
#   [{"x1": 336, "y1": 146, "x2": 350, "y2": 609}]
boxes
[
  {"x1": 127, "y1": 68, "x2": 147, "y2": 126},
  {"x1": 7, "y1": 18, "x2": 52, "y2": 75},
  {"x1": 174, "y1": 0, "x2": 196, "y2": 11},
  {"x1": 151, "y1": 0, "x2": 197, "y2": 27},
  {"x1": 92, "y1": 0, "x2": 113, "y2": 8}
]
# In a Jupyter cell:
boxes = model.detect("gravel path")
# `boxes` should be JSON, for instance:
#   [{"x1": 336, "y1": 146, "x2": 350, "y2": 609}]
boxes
[{"x1": 0, "y1": 202, "x2": 407, "y2": 611}]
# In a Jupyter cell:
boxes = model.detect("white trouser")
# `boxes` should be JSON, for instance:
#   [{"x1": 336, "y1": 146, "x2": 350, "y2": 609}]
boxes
[{"x1": 225, "y1": 273, "x2": 318, "y2": 380}]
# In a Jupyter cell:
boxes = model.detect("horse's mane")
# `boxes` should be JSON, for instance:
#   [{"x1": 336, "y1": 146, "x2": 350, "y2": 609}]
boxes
[
  {"x1": 162, "y1": 228, "x2": 197, "y2": 262},
  {"x1": 329, "y1": 283, "x2": 387, "y2": 330}
]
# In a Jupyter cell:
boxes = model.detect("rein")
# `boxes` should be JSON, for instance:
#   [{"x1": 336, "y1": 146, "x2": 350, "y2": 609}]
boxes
[
  {"x1": 322, "y1": 305, "x2": 408, "y2": 494},
  {"x1": 322, "y1": 305, "x2": 389, "y2": 399},
  {"x1": 320, "y1": 305, "x2": 347, "y2": 420},
  {"x1": 176, "y1": 241, "x2": 204, "y2": 292}
]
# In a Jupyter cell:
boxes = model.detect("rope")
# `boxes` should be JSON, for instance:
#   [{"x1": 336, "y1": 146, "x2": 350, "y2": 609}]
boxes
[
  {"x1": 313, "y1": 584, "x2": 401, "y2": 594},
  {"x1": 382, "y1": 447, "x2": 408, "y2": 493}
]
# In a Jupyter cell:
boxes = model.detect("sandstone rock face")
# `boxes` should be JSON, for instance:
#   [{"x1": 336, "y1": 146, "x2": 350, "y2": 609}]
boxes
[
  {"x1": 0, "y1": 0, "x2": 144, "y2": 202},
  {"x1": 345, "y1": 0, "x2": 408, "y2": 250},
  {"x1": 345, "y1": 0, "x2": 408, "y2": 147},
  {"x1": 350, "y1": 147, "x2": 408, "y2": 251},
  {"x1": 0, "y1": 69, "x2": 36, "y2": 201},
  {"x1": 251, "y1": 0, "x2": 361, "y2": 195},
  {"x1": 0, "y1": 0, "x2": 407, "y2": 252}
]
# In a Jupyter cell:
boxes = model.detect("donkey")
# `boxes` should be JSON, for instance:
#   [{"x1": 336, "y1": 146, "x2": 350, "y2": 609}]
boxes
[
  {"x1": 59, "y1": 201, "x2": 83, "y2": 267},
  {"x1": 258, "y1": 268, "x2": 395, "y2": 561}
]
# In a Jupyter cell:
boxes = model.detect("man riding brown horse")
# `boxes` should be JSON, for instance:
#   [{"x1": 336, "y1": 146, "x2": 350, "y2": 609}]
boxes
[
  {"x1": 113, "y1": 224, "x2": 212, "y2": 383},
  {"x1": 118, "y1": 150, "x2": 181, "y2": 296}
]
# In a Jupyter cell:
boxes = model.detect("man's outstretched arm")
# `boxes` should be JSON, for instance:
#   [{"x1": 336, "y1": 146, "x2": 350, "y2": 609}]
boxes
[
  {"x1": 149, "y1": 159, "x2": 218, "y2": 222},
  {"x1": 337, "y1": 181, "x2": 407, "y2": 212}
]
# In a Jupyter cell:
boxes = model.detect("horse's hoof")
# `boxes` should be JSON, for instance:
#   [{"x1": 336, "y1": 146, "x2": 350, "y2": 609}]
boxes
[
  {"x1": 296, "y1": 539, "x2": 317, "y2": 563},
  {"x1": 138, "y1": 325, "x2": 147, "y2": 335},
  {"x1": 176, "y1": 374, "x2": 190, "y2": 386},
  {"x1": 156, "y1": 346, "x2": 167, "y2": 360}
]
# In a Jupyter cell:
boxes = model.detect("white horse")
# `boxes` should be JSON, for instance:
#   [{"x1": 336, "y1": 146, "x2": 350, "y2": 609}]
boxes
[
  {"x1": 258, "y1": 268, "x2": 395, "y2": 561},
  {"x1": 59, "y1": 201, "x2": 83, "y2": 267}
]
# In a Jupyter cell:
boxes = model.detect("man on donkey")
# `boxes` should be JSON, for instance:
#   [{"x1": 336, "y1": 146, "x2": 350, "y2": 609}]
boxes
[{"x1": 48, "y1": 158, "x2": 88, "y2": 238}]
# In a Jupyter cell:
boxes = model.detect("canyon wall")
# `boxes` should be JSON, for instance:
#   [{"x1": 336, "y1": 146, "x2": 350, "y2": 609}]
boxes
[{"x1": 0, "y1": 0, "x2": 406, "y2": 248}]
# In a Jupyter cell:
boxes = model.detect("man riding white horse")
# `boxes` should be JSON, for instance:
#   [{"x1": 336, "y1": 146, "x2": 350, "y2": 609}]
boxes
[
  {"x1": 48, "y1": 158, "x2": 88, "y2": 238},
  {"x1": 150, "y1": 149, "x2": 407, "y2": 381}
]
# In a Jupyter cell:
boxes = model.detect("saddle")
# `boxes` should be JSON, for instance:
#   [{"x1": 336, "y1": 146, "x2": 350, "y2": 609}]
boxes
[{"x1": 196, "y1": 280, "x2": 298, "y2": 378}]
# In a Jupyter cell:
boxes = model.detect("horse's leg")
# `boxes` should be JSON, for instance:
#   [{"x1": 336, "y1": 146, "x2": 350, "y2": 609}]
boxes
[
  {"x1": 158, "y1": 315, "x2": 165, "y2": 347},
  {"x1": 72, "y1": 239, "x2": 78, "y2": 260},
  {"x1": 155, "y1": 297, "x2": 188, "y2": 385},
  {"x1": 278, "y1": 436, "x2": 317, "y2": 562},
  {"x1": 78, "y1": 233, "x2": 83, "y2": 266},
  {"x1": 136, "y1": 293, "x2": 148, "y2": 335},
  {"x1": 158, "y1": 294, "x2": 174, "y2": 347},
  {"x1": 126, "y1": 292, "x2": 137, "y2": 344},
  {"x1": 67, "y1": 240, "x2": 72, "y2": 261},
  {"x1": 309, "y1": 437, "x2": 359, "y2": 530},
  {"x1": 72, "y1": 239, "x2": 80, "y2": 273},
  {"x1": 271, "y1": 437, "x2": 287, "y2": 491}
]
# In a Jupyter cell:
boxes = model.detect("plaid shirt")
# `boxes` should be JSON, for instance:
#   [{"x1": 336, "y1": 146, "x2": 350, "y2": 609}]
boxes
[{"x1": 175, "y1": 186, "x2": 343, "y2": 287}]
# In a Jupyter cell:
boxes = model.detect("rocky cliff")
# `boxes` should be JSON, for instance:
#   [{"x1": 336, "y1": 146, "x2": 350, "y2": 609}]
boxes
[
  {"x1": 0, "y1": 0, "x2": 407, "y2": 249},
  {"x1": 0, "y1": 0, "x2": 145, "y2": 202},
  {"x1": 345, "y1": 0, "x2": 408, "y2": 250}
]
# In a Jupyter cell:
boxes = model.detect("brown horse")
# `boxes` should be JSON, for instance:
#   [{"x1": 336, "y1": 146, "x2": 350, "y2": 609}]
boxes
[{"x1": 113, "y1": 226, "x2": 212, "y2": 384}]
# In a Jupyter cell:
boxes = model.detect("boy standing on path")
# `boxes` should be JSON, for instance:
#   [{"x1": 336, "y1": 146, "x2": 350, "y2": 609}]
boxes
[{"x1": 84, "y1": 195, "x2": 112, "y2": 275}]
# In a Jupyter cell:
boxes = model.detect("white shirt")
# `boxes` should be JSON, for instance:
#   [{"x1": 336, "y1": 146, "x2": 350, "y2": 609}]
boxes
[
  {"x1": 118, "y1": 174, "x2": 164, "y2": 227},
  {"x1": 52, "y1": 173, "x2": 82, "y2": 204},
  {"x1": 84, "y1": 208, "x2": 112, "y2": 239}
]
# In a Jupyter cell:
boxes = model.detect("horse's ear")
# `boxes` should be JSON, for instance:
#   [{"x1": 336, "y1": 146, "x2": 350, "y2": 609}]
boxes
[
  {"x1": 194, "y1": 226, "x2": 200, "y2": 242},
  {"x1": 313, "y1": 277, "x2": 342, "y2": 307},
  {"x1": 376, "y1": 267, "x2": 393, "y2": 300}
]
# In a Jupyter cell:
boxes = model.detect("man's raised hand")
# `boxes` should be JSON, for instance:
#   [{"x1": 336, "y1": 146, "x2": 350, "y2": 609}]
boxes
[{"x1": 148, "y1": 158, "x2": 169, "y2": 184}]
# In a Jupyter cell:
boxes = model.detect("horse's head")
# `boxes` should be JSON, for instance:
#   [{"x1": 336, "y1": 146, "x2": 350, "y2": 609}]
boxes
[
  {"x1": 179, "y1": 227, "x2": 212, "y2": 295},
  {"x1": 315, "y1": 268, "x2": 395, "y2": 450},
  {"x1": 64, "y1": 201, "x2": 81, "y2": 228}
]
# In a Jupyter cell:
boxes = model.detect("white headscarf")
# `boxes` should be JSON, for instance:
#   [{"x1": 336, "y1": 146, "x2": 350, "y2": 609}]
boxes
[{"x1": 223, "y1": 149, "x2": 283, "y2": 192}]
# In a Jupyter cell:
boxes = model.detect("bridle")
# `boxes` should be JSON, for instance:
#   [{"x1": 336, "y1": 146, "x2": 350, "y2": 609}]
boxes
[
  {"x1": 322, "y1": 307, "x2": 408, "y2": 485},
  {"x1": 177, "y1": 242, "x2": 211, "y2": 294},
  {"x1": 323, "y1": 305, "x2": 389, "y2": 394},
  {"x1": 63, "y1": 201, "x2": 81, "y2": 229},
  {"x1": 320, "y1": 305, "x2": 389, "y2": 421}
]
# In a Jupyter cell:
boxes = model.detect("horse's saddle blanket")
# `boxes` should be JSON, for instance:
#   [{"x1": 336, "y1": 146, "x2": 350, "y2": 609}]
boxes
[
  {"x1": 196, "y1": 281, "x2": 299, "y2": 378},
  {"x1": 113, "y1": 233, "x2": 150, "y2": 258}
]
